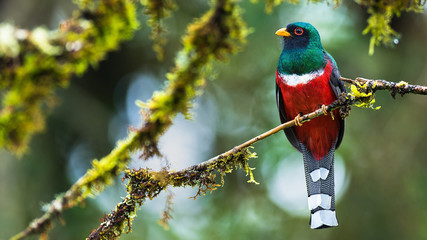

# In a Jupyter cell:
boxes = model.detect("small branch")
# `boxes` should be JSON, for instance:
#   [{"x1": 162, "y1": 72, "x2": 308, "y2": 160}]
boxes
[
  {"x1": 191, "y1": 97, "x2": 350, "y2": 170},
  {"x1": 340, "y1": 77, "x2": 427, "y2": 97},
  {"x1": 142, "y1": 0, "x2": 177, "y2": 60},
  {"x1": 210, "y1": 76, "x2": 427, "y2": 162}
]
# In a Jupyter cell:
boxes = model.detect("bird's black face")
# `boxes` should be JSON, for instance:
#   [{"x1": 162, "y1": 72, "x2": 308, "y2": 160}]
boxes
[
  {"x1": 276, "y1": 22, "x2": 322, "y2": 51},
  {"x1": 282, "y1": 24, "x2": 310, "y2": 50}
]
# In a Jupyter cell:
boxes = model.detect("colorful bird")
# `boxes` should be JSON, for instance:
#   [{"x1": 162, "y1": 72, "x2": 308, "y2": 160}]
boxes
[{"x1": 275, "y1": 22, "x2": 345, "y2": 229}]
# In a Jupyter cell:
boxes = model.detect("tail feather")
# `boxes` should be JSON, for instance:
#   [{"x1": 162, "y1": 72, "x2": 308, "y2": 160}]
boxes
[{"x1": 301, "y1": 143, "x2": 338, "y2": 229}]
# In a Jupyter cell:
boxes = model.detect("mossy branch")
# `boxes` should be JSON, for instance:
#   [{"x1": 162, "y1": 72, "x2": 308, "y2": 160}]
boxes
[
  {"x1": 86, "y1": 77, "x2": 427, "y2": 239},
  {"x1": 340, "y1": 77, "x2": 427, "y2": 97},
  {"x1": 358, "y1": 0, "x2": 425, "y2": 55},
  {"x1": 10, "y1": 0, "x2": 249, "y2": 239},
  {"x1": 0, "y1": 0, "x2": 139, "y2": 155},
  {"x1": 141, "y1": 0, "x2": 177, "y2": 60},
  {"x1": 87, "y1": 147, "x2": 257, "y2": 239}
]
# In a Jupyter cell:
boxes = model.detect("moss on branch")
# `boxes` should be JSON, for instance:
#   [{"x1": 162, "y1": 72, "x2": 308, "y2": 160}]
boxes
[
  {"x1": 141, "y1": 0, "x2": 177, "y2": 60},
  {"x1": 87, "y1": 147, "x2": 257, "y2": 239},
  {"x1": 0, "y1": 0, "x2": 139, "y2": 155},
  {"x1": 357, "y1": 0, "x2": 424, "y2": 55}
]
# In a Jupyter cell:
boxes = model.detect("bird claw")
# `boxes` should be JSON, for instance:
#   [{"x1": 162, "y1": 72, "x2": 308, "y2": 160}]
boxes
[
  {"x1": 321, "y1": 104, "x2": 336, "y2": 120},
  {"x1": 294, "y1": 114, "x2": 303, "y2": 126},
  {"x1": 321, "y1": 104, "x2": 328, "y2": 116}
]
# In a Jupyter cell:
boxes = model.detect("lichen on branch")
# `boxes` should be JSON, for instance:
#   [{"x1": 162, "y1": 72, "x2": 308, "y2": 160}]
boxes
[{"x1": 340, "y1": 76, "x2": 427, "y2": 98}]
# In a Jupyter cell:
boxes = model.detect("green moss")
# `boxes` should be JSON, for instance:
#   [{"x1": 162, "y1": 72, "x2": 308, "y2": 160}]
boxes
[
  {"x1": 0, "y1": 0, "x2": 139, "y2": 155},
  {"x1": 141, "y1": 0, "x2": 177, "y2": 60},
  {"x1": 123, "y1": 147, "x2": 258, "y2": 208},
  {"x1": 358, "y1": 0, "x2": 424, "y2": 55}
]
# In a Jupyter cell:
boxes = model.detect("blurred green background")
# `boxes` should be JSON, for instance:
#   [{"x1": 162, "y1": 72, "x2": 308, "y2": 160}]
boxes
[{"x1": 1, "y1": 0, "x2": 427, "y2": 239}]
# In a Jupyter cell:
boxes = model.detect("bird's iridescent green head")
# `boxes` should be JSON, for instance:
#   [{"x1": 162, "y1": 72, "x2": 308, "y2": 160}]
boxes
[{"x1": 276, "y1": 22, "x2": 326, "y2": 75}]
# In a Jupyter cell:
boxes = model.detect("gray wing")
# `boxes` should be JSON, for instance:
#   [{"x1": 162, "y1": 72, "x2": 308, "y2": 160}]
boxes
[{"x1": 323, "y1": 51, "x2": 346, "y2": 149}]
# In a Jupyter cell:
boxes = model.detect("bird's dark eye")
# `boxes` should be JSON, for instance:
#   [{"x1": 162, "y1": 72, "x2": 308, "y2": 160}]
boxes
[{"x1": 294, "y1": 27, "x2": 303, "y2": 36}]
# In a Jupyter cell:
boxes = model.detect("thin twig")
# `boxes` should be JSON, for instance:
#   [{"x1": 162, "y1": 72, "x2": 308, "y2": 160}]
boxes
[{"x1": 185, "y1": 94, "x2": 352, "y2": 172}]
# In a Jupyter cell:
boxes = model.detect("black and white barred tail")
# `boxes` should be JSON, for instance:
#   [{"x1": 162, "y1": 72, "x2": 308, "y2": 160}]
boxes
[{"x1": 301, "y1": 144, "x2": 338, "y2": 229}]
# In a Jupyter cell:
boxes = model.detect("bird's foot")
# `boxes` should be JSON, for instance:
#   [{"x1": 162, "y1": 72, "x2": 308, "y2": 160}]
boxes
[
  {"x1": 294, "y1": 113, "x2": 303, "y2": 126},
  {"x1": 321, "y1": 104, "x2": 328, "y2": 115},
  {"x1": 321, "y1": 104, "x2": 335, "y2": 120}
]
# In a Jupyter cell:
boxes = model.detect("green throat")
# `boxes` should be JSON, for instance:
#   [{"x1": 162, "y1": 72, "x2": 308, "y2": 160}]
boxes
[{"x1": 277, "y1": 47, "x2": 326, "y2": 75}]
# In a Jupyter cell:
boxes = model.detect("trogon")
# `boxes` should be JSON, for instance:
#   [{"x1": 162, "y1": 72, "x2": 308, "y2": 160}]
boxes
[{"x1": 275, "y1": 22, "x2": 345, "y2": 229}]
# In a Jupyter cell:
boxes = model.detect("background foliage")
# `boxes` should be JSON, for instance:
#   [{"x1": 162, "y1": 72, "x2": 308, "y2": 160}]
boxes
[{"x1": 1, "y1": 0, "x2": 426, "y2": 239}]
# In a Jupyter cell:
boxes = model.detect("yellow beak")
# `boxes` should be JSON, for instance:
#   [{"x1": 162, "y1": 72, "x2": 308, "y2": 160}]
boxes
[{"x1": 275, "y1": 28, "x2": 292, "y2": 38}]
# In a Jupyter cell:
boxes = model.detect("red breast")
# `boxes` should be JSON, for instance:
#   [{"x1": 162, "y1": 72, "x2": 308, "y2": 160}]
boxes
[{"x1": 276, "y1": 61, "x2": 341, "y2": 160}]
